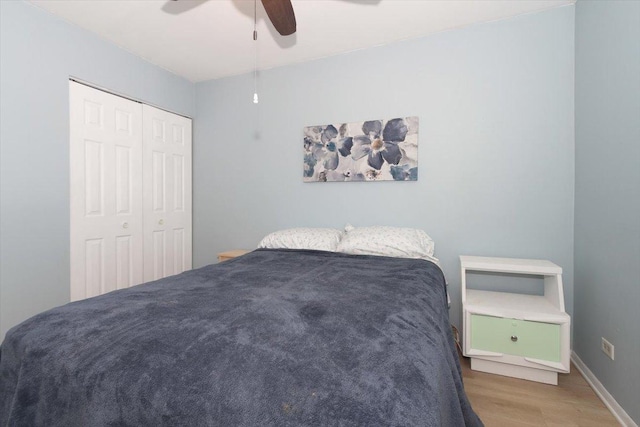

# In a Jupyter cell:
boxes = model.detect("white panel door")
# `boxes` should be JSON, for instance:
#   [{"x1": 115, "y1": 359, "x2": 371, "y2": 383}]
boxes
[
  {"x1": 143, "y1": 105, "x2": 192, "y2": 281},
  {"x1": 70, "y1": 81, "x2": 144, "y2": 301}
]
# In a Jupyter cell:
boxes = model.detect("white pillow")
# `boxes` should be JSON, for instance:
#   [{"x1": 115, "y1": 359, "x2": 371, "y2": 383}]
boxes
[
  {"x1": 337, "y1": 225, "x2": 436, "y2": 261},
  {"x1": 258, "y1": 228, "x2": 344, "y2": 252}
]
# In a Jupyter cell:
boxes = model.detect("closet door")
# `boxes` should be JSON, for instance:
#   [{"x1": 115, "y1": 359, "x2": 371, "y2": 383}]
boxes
[
  {"x1": 70, "y1": 81, "x2": 144, "y2": 301},
  {"x1": 143, "y1": 105, "x2": 192, "y2": 282}
]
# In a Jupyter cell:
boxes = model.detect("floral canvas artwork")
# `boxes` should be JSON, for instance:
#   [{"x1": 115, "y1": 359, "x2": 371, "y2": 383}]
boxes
[{"x1": 303, "y1": 117, "x2": 418, "y2": 182}]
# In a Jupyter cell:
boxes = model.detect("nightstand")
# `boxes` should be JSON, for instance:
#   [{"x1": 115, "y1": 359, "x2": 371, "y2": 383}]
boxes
[
  {"x1": 461, "y1": 255, "x2": 570, "y2": 385},
  {"x1": 217, "y1": 249, "x2": 251, "y2": 262}
]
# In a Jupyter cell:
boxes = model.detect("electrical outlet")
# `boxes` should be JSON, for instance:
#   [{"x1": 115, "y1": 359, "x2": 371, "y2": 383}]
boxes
[{"x1": 601, "y1": 337, "x2": 615, "y2": 360}]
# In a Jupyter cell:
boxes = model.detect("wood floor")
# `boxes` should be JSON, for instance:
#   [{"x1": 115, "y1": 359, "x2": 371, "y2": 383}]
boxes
[{"x1": 460, "y1": 356, "x2": 620, "y2": 426}]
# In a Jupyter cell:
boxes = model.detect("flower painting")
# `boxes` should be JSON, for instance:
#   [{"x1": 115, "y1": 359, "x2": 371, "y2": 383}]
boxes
[{"x1": 303, "y1": 117, "x2": 418, "y2": 182}]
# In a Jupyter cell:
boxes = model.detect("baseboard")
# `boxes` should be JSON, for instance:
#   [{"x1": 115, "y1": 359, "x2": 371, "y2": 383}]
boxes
[{"x1": 571, "y1": 351, "x2": 637, "y2": 427}]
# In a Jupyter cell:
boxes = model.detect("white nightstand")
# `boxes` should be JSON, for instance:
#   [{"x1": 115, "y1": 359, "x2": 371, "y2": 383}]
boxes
[{"x1": 461, "y1": 255, "x2": 570, "y2": 385}]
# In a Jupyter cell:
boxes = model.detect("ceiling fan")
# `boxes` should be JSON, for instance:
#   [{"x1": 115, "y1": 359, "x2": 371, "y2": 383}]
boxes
[
  {"x1": 257, "y1": 0, "x2": 296, "y2": 36},
  {"x1": 171, "y1": 0, "x2": 296, "y2": 36}
]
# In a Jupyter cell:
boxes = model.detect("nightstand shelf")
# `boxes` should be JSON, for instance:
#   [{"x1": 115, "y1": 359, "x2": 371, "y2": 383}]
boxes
[
  {"x1": 465, "y1": 290, "x2": 569, "y2": 323},
  {"x1": 461, "y1": 255, "x2": 570, "y2": 385}
]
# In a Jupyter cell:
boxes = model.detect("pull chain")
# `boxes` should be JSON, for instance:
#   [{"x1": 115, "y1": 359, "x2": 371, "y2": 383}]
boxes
[{"x1": 253, "y1": 0, "x2": 259, "y2": 104}]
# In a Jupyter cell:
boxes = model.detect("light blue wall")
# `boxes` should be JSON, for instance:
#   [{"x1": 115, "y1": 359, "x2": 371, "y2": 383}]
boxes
[
  {"x1": 194, "y1": 6, "x2": 576, "y2": 333},
  {"x1": 0, "y1": 1, "x2": 195, "y2": 339},
  {"x1": 574, "y1": 0, "x2": 640, "y2": 423}
]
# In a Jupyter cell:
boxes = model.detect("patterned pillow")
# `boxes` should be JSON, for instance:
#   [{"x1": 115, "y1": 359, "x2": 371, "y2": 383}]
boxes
[
  {"x1": 337, "y1": 225, "x2": 436, "y2": 260},
  {"x1": 258, "y1": 228, "x2": 344, "y2": 252}
]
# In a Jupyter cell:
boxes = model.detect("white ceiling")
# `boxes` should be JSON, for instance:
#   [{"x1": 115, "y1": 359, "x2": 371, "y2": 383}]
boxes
[{"x1": 30, "y1": 0, "x2": 574, "y2": 83}]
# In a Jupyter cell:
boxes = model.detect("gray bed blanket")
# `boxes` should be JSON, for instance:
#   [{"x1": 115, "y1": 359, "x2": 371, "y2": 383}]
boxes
[{"x1": 1, "y1": 249, "x2": 482, "y2": 426}]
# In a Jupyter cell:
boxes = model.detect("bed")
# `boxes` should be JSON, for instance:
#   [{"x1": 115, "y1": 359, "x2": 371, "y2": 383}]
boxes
[{"x1": 1, "y1": 248, "x2": 482, "y2": 426}]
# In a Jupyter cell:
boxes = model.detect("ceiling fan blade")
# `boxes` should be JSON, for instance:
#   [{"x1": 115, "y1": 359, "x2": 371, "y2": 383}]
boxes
[{"x1": 261, "y1": 0, "x2": 296, "y2": 36}]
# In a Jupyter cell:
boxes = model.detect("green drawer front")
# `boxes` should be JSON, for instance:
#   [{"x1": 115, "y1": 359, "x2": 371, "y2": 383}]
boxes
[{"x1": 470, "y1": 314, "x2": 560, "y2": 362}]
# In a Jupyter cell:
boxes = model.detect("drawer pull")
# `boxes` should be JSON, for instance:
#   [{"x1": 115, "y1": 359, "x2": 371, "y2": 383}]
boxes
[{"x1": 511, "y1": 335, "x2": 518, "y2": 342}]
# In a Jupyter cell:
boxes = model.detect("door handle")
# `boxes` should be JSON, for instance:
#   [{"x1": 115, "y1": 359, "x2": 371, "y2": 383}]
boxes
[
  {"x1": 122, "y1": 222, "x2": 129, "y2": 229},
  {"x1": 158, "y1": 219, "x2": 164, "y2": 225}
]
